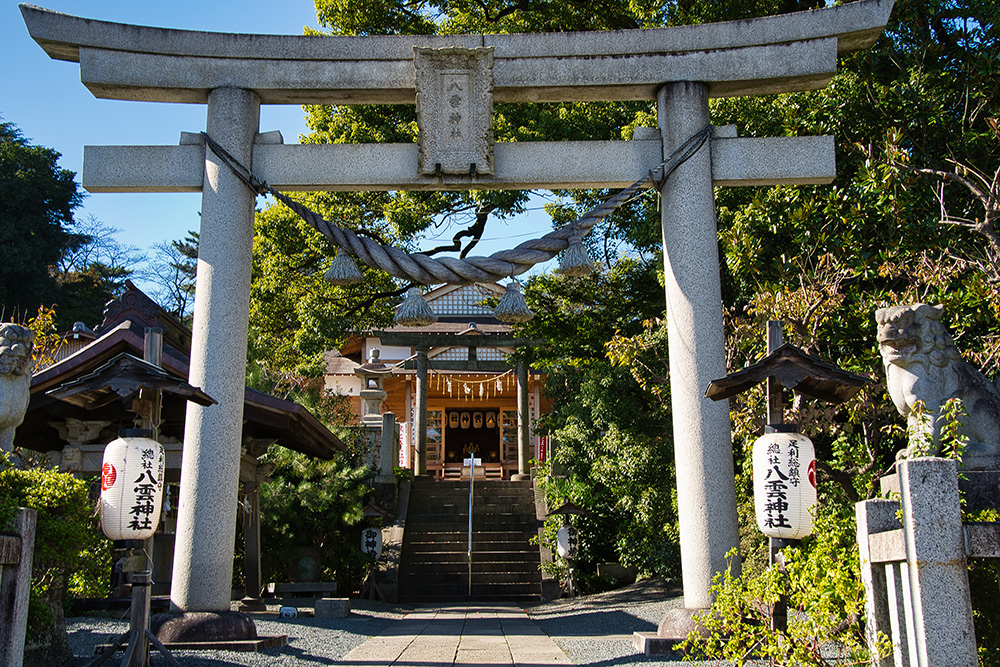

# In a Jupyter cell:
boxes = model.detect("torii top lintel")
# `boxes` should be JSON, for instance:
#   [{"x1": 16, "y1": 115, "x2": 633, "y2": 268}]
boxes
[{"x1": 21, "y1": 1, "x2": 892, "y2": 106}]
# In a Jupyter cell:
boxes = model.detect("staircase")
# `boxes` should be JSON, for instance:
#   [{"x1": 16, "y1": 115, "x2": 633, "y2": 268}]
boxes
[{"x1": 398, "y1": 477, "x2": 542, "y2": 603}]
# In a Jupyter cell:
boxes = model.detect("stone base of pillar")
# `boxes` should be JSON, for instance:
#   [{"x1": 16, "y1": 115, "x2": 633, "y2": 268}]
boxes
[
  {"x1": 511, "y1": 473, "x2": 531, "y2": 481},
  {"x1": 237, "y1": 597, "x2": 267, "y2": 612},
  {"x1": 633, "y1": 607, "x2": 709, "y2": 656},
  {"x1": 153, "y1": 611, "x2": 261, "y2": 644}
]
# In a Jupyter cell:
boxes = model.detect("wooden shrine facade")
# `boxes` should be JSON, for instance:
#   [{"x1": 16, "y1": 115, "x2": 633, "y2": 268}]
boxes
[{"x1": 325, "y1": 284, "x2": 549, "y2": 479}]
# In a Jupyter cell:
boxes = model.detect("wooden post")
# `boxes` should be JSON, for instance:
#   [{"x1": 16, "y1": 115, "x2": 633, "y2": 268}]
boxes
[
  {"x1": 513, "y1": 360, "x2": 531, "y2": 480},
  {"x1": 765, "y1": 320, "x2": 791, "y2": 632},
  {"x1": 122, "y1": 327, "x2": 165, "y2": 667},
  {"x1": 0, "y1": 508, "x2": 36, "y2": 667},
  {"x1": 242, "y1": 485, "x2": 263, "y2": 606}
]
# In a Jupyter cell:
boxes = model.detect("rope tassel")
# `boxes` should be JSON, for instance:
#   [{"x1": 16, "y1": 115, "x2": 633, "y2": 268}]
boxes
[
  {"x1": 324, "y1": 250, "x2": 364, "y2": 285},
  {"x1": 556, "y1": 241, "x2": 595, "y2": 277},
  {"x1": 395, "y1": 287, "x2": 438, "y2": 327},
  {"x1": 493, "y1": 281, "x2": 534, "y2": 323}
]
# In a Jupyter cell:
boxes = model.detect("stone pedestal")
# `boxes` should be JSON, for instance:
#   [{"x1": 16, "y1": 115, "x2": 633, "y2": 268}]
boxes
[
  {"x1": 633, "y1": 607, "x2": 705, "y2": 657},
  {"x1": 314, "y1": 598, "x2": 351, "y2": 618}
]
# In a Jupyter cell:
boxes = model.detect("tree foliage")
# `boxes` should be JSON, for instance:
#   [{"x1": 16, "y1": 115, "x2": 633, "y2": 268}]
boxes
[
  {"x1": 148, "y1": 231, "x2": 198, "y2": 322},
  {"x1": 0, "y1": 120, "x2": 83, "y2": 321},
  {"x1": 515, "y1": 259, "x2": 680, "y2": 581},
  {"x1": 0, "y1": 119, "x2": 145, "y2": 328},
  {"x1": 0, "y1": 454, "x2": 110, "y2": 665},
  {"x1": 258, "y1": 442, "x2": 372, "y2": 592}
]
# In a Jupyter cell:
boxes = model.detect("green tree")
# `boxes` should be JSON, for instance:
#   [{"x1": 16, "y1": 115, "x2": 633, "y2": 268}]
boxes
[
  {"x1": 0, "y1": 454, "x2": 110, "y2": 666},
  {"x1": 149, "y1": 231, "x2": 199, "y2": 321},
  {"x1": 0, "y1": 120, "x2": 83, "y2": 320},
  {"x1": 258, "y1": 443, "x2": 372, "y2": 593},
  {"x1": 516, "y1": 259, "x2": 680, "y2": 582},
  {"x1": 52, "y1": 215, "x2": 146, "y2": 328}
]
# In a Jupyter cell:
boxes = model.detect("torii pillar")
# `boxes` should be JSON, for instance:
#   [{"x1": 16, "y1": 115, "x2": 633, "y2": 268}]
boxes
[
  {"x1": 172, "y1": 87, "x2": 260, "y2": 611},
  {"x1": 658, "y1": 82, "x2": 738, "y2": 611}
]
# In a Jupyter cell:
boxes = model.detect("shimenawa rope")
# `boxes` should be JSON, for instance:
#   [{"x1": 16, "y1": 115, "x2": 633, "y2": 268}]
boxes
[{"x1": 201, "y1": 125, "x2": 711, "y2": 285}]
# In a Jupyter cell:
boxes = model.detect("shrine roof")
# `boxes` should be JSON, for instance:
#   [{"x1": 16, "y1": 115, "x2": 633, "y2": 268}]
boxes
[
  {"x1": 705, "y1": 343, "x2": 871, "y2": 404},
  {"x1": 17, "y1": 286, "x2": 345, "y2": 458}
]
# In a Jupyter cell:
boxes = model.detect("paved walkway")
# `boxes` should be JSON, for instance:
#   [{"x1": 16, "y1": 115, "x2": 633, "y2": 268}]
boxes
[{"x1": 339, "y1": 604, "x2": 573, "y2": 666}]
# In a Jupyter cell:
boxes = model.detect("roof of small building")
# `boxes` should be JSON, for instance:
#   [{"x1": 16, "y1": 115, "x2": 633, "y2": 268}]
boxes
[{"x1": 16, "y1": 285, "x2": 345, "y2": 459}]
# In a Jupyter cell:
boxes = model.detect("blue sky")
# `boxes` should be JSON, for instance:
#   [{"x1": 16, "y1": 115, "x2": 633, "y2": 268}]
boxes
[
  {"x1": 4, "y1": 1, "x2": 319, "y2": 252},
  {"x1": 4, "y1": 0, "x2": 557, "y2": 271}
]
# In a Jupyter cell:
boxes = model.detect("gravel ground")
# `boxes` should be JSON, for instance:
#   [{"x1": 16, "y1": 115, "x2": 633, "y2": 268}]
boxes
[
  {"x1": 60, "y1": 582, "x2": 764, "y2": 666},
  {"x1": 524, "y1": 579, "x2": 764, "y2": 667},
  {"x1": 63, "y1": 599, "x2": 411, "y2": 667}
]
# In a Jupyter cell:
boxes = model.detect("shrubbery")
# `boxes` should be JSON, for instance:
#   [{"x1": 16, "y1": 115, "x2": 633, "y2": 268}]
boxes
[{"x1": 0, "y1": 453, "x2": 111, "y2": 665}]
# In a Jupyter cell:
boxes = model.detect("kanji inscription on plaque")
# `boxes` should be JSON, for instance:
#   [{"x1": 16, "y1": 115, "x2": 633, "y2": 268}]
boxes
[{"x1": 414, "y1": 46, "x2": 494, "y2": 175}]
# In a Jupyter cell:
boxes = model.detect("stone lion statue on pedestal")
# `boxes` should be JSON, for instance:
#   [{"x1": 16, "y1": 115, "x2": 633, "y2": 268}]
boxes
[
  {"x1": 876, "y1": 303, "x2": 1000, "y2": 468},
  {"x1": 0, "y1": 323, "x2": 35, "y2": 453}
]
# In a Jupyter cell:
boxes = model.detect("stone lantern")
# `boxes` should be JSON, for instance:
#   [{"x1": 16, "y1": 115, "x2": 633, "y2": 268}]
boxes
[{"x1": 355, "y1": 349, "x2": 393, "y2": 427}]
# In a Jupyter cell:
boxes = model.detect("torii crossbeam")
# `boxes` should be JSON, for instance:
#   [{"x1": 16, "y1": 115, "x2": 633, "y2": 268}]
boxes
[{"x1": 21, "y1": 0, "x2": 892, "y2": 623}]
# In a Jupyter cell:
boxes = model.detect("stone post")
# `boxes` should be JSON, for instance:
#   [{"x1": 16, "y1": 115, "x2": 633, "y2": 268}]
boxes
[
  {"x1": 170, "y1": 86, "x2": 260, "y2": 612},
  {"x1": 377, "y1": 412, "x2": 398, "y2": 483},
  {"x1": 243, "y1": 485, "x2": 262, "y2": 603},
  {"x1": 513, "y1": 360, "x2": 531, "y2": 480},
  {"x1": 855, "y1": 498, "x2": 899, "y2": 667},
  {"x1": 0, "y1": 508, "x2": 36, "y2": 667},
  {"x1": 897, "y1": 457, "x2": 977, "y2": 666},
  {"x1": 414, "y1": 348, "x2": 428, "y2": 475},
  {"x1": 657, "y1": 82, "x2": 739, "y2": 610}
]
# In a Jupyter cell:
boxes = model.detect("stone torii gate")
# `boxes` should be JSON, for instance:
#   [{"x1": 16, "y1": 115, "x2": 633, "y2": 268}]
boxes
[{"x1": 22, "y1": 0, "x2": 891, "y2": 617}]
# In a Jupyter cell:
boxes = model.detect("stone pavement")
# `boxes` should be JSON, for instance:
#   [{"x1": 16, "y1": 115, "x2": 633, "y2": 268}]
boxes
[{"x1": 338, "y1": 604, "x2": 572, "y2": 666}]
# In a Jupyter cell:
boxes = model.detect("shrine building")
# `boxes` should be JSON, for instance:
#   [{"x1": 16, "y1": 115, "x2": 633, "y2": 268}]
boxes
[{"x1": 325, "y1": 283, "x2": 550, "y2": 479}]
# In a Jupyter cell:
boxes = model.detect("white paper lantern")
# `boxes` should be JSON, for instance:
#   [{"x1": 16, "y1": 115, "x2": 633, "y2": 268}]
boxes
[
  {"x1": 752, "y1": 428, "x2": 817, "y2": 539},
  {"x1": 556, "y1": 525, "x2": 578, "y2": 559},
  {"x1": 361, "y1": 527, "x2": 383, "y2": 560},
  {"x1": 100, "y1": 433, "x2": 166, "y2": 541}
]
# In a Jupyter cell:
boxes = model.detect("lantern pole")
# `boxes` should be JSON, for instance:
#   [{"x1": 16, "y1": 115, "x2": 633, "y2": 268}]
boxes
[
  {"x1": 121, "y1": 328, "x2": 167, "y2": 667},
  {"x1": 765, "y1": 320, "x2": 793, "y2": 633},
  {"x1": 707, "y1": 321, "x2": 869, "y2": 637}
]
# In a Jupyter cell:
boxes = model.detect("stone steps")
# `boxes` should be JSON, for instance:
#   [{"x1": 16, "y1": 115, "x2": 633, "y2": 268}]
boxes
[{"x1": 399, "y1": 478, "x2": 541, "y2": 603}]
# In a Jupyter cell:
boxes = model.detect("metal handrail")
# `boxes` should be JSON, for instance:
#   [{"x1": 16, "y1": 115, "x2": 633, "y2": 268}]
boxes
[{"x1": 467, "y1": 456, "x2": 475, "y2": 597}]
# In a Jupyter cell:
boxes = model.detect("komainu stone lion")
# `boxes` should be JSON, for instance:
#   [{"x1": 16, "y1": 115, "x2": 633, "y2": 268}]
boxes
[
  {"x1": 0, "y1": 323, "x2": 35, "y2": 453},
  {"x1": 876, "y1": 303, "x2": 1000, "y2": 468}
]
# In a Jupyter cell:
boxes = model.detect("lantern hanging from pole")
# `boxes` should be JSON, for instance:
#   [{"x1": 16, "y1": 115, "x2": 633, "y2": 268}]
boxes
[
  {"x1": 752, "y1": 426, "x2": 817, "y2": 540},
  {"x1": 556, "y1": 524, "x2": 578, "y2": 559},
  {"x1": 361, "y1": 526, "x2": 383, "y2": 560},
  {"x1": 100, "y1": 430, "x2": 166, "y2": 541}
]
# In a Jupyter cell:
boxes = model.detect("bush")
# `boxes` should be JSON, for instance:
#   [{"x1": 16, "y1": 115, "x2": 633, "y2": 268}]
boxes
[
  {"x1": 0, "y1": 453, "x2": 110, "y2": 665},
  {"x1": 258, "y1": 445, "x2": 371, "y2": 593},
  {"x1": 678, "y1": 503, "x2": 886, "y2": 667}
]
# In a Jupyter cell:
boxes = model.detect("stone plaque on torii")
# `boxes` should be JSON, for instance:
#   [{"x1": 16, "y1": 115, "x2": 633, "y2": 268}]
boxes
[{"x1": 21, "y1": 0, "x2": 892, "y2": 623}]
